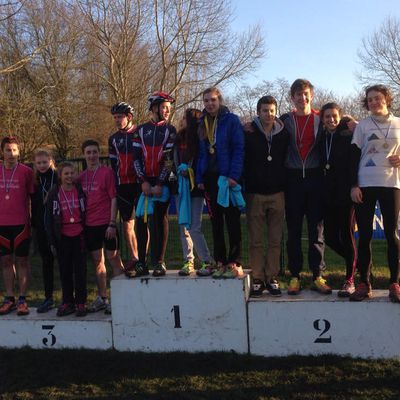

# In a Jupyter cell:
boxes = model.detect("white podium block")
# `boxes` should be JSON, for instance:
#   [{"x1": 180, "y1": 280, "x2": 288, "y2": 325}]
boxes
[
  {"x1": 0, "y1": 309, "x2": 112, "y2": 350},
  {"x1": 248, "y1": 290, "x2": 400, "y2": 359},
  {"x1": 111, "y1": 271, "x2": 250, "y2": 353}
]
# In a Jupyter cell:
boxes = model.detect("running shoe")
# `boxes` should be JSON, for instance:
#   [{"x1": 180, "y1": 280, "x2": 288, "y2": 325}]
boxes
[
  {"x1": 196, "y1": 262, "x2": 215, "y2": 277},
  {"x1": 311, "y1": 277, "x2": 332, "y2": 295},
  {"x1": 287, "y1": 277, "x2": 301, "y2": 295},
  {"x1": 389, "y1": 282, "x2": 400, "y2": 303},
  {"x1": 265, "y1": 279, "x2": 282, "y2": 296},
  {"x1": 222, "y1": 262, "x2": 244, "y2": 279},
  {"x1": 0, "y1": 298, "x2": 16, "y2": 315},
  {"x1": 250, "y1": 279, "x2": 265, "y2": 297},
  {"x1": 349, "y1": 282, "x2": 372, "y2": 301},
  {"x1": 36, "y1": 298, "x2": 55, "y2": 313},
  {"x1": 153, "y1": 262, "x2": 167, "y2": 277},
  {"x1": 212, "y1": 263, "x2": 226, "y2": 279},
  {"x1": 179, "y1": 261, "x2": 195, "y2": 276},
  {"x1": 17, "y1": 300, "x2": 29, "y2": 316},
  {"x1": 76, "y1": 303, "x2": 87, "y2": 317},
  {"x1": 87, "y1": 296, "x2": 107, "y2": 313},
  {"x1": 56, "y1": 303, "x2": 75, "y2": 317},
  {"x1": 104, "y1": 303, "x2": 112, "y2": 315},
  {"x1": 337, "y1": 280, "x2": 355, "y2": 298},
  {"x1": 126, "y1": 261, "x2": 149, "y2": 278}
]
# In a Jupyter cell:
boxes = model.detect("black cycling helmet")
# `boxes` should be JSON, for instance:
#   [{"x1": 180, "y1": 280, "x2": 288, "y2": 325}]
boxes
[
  {"x1": 147, "y1": 91, "x2": 175, "y2": 111},
  {"x1": 111, "y1": 102, "x2": 134, "y2": 115}
]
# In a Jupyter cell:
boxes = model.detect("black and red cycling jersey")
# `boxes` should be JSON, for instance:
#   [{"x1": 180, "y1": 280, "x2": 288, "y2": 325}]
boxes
[
  {"x1": 108, "y1": 125, "x2": 137, "y2": 185},
  {"x1": 133, "y1": 120, "x2": 176, "y2": 184}
]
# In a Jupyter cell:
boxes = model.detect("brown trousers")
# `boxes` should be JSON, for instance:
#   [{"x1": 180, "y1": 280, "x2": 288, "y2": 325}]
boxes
[{"x1": 246, "y1": 192, "x2": 285, "y2": 281}]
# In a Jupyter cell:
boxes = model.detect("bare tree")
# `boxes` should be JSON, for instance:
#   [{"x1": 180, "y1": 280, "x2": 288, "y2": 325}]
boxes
[
  {"x1": 358, "y1": 16, "x2": 400, "y2": 107},
  {"x1": 151, "y1": 0, "x2": 265, "y2": 112}
]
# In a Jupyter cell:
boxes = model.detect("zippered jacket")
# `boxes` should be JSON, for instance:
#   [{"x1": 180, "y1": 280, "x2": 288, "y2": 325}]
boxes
[
  {"x1": 108, "y1": 125, "x2": 137, "y2": 185},
  {"x1": 280, "y1": 111, "x2": 322, "y2": 177},
  {"x1": 133, "y1": 121, "x2": 176, "y2": 185},
  {"x1": 196, "y1": 106, "x2": 244, "y2": 184}
]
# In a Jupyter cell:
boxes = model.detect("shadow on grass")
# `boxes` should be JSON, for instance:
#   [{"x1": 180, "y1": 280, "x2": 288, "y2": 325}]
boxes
[{"x1": 1, "y1": 349, "x2": 400, "y2": 399}]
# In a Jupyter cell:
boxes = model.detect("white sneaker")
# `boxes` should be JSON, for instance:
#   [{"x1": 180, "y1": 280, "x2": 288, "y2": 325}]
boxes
[{"x1": 87, "y1": 296, "x2": 107, "y2": 313}]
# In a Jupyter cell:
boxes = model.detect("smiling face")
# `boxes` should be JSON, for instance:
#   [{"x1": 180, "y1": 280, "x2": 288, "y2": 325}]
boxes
[
  {"x1": 60, "y1": 166, "x2": 75, "y2": 186},
  {"x1": 322, "y1": 108, "x2": 341, "y2": 133},
  {"x1": 34, "y1": 154, "x2": 52, "y2": 173},
  {"x1": 83, "y1": 145, "x2": 100, "y2": 169},
  {"x1": 367, "y1": 90, "x2": 389, "y2": 116},
  {"x1": 258, "y1": 103, "x2": 276, "y2": 128},
  {"x1": 292, "y1": 88, "x2": 313, "y2": 115},
  {"x1": 203, "y1": 91, "x2": 220, "y2": 116}
]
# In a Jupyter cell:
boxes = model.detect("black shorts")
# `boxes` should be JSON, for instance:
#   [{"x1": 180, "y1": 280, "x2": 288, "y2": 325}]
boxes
[
  {"x1": 85, "y1": 225, "x2": 119, "y2": 252},
  {"x1": 116, "y1": 183, "x2": 140, "y2": 221},
  {"x1": 0, "y1": 224, "x2": 31, "y2": 257}
]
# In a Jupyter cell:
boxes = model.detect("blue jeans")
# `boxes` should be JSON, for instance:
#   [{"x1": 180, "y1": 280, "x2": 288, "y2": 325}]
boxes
[{"x1": 175, "y1": 195, "x2": 213, "y2": 263}]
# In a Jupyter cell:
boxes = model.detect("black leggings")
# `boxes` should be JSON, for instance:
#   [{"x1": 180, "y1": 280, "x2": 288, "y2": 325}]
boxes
[
  {"x1": 136, "y1": 200, "x2": 169, "y2": 266},
  {"x1": 324, "y1": 203, "x2": 357, "y2": 281},
  {"x1": 204, "y1": 173, "x2": 241, "y2": 265},
  {"x1": 36, "y1": 226, "x2": 54, "y2": 300},
  {"x1": 355, "y1": 187, "x2": 400, "y2": 284},
  {"x1": 58, "y1": 234, "x2": 87, "y2": 304}
]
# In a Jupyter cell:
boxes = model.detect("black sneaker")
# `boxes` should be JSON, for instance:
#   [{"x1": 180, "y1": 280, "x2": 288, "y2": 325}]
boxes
[
  {"x1": 153, "y1": 262, "x2": 167, "y2": 277},
  {"x1": 265, "y1": 279, "x2": 282, "y2": 297},
  {"x1": 126, "y1": 261, "x2": 149, "y2": 278},
  {"x1": 250, "y1": 279, "x2": 265, "y2": 297},
  {"x1": 56, "y1": 303, "x2": 75, "y2": 317},
  {"x1": 37, "y1": 297, "x2": 55, "y2": 313}
]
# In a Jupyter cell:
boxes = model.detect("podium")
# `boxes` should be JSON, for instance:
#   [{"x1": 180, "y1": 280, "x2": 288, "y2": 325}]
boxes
[
  {"x1": 0, "y1": 308, "x2": 113, "y2": 350},
  {"x1": 248, "y1": 290, "x2": 400, "y2": 359},
  {"x1": 111, "y1": 272, "x2": 250, "y2": 352}
]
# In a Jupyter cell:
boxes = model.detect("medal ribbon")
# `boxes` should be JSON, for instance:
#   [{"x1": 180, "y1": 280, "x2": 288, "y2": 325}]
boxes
[
  {"x1": 39, "y1": 169, "x2": 55, "y2": 202},
  {"x1": 204, "y1": 115, "x2": 217, "y2": 146},
  {"x1": 294, "y1": 113, "x2": 312, "y2": 149},
  {"x1": 2, "y1": 163, "x2": 18, "y2": 197},
  {"x1": 370, "y1": 116, "x2": 391, "y2": 144},
  {"x1": 325, "y1": 131, "x2": 334, "y2": 166},
  {"x1": 85, "y1": 166, "x2": 99, "y2": 193},
  {"x1": 60, "y1": 186, "x2": 76, "y2": 222}
]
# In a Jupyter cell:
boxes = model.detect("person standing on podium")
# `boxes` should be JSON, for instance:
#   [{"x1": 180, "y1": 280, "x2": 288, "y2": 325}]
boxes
[
  {"x1": 196, "y1": 87, "x2": 245, "y2": 279},
  {"x1": 132, "y1": 92, "x2": 176, "y2": 278},
  {"x1": 244, "y1": 95, "x2": 289, "y2": 297}
]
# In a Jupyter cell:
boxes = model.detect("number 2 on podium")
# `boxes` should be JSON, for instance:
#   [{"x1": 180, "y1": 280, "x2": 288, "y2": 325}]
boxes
[{"x1": 313, "y1": 319, "x2": 332, "y2": 343}]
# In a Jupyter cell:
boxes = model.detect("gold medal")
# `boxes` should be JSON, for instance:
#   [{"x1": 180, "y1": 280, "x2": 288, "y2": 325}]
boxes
[
  {"x1": 383, "y1": 142, "x2": 389, "y2": 149},
  {"x1": 70, "y1": 217, "x2": 75, "y2": 223},
  {"x1": 209, "y1": 147, "x2": 215, "y2": 155},
  {"x1": 5, "y1": 194, "x2": 9, "y2": 200}
]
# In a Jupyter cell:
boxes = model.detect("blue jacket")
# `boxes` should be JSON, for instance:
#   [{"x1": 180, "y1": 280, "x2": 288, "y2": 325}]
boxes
[{"x1": 196, "y1": 106, "x2": 244, "y2": 184}]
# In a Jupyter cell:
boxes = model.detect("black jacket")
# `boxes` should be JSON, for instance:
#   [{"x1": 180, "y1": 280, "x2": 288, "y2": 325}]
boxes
[
  {"x1": 244, "y1": 118, "x2": 289, "y2": 195},
  {"x1": 320, "y1": 121, "x2": 353, "y2": 206}
]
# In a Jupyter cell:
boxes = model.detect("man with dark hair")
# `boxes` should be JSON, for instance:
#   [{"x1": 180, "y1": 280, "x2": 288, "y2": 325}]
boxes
[
  {"x1": 244, "y1": 96, "x2": 289, "y2": 296},
  {"x1": 108, "y1": 102, "x2": 139, "y2": 275},
  {"x1": 281, "y1": 79, "x2": 331, "y2": 295},
  {"x1": 78, "y1": 139, "x2": 125, "y2": 314},
  {"x1": 0, "y1": 137, "x2": 34, "y2": 315}
]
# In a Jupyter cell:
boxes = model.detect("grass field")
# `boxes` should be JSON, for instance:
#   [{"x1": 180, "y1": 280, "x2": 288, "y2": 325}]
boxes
[
  {"x1": 1, "y1": 349, "x2": 400, "y2": 399},
  {"x1": 0, "y1": 217, "x2": 398, "y2": 400}
]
